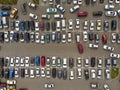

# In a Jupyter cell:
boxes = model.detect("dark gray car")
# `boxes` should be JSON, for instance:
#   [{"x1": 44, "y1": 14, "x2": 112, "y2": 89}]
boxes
[
  {"x1": 20, "y1": 3, "x2": 27, "y2": 15},
  {"x1": 69, "y1": 58, "x2": 74, "y2": 68},
  {"x1": 57, "y1": 69, "x2": 62, "y2": 79},
  {"x1": 104, "y1": 20, "x2": 109, "y2": 31},
  {"x1": 63, "y1": 69, "x2": 67, "y2": 80}
]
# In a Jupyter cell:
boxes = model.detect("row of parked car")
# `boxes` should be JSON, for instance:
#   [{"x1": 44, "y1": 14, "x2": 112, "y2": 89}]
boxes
[
  {"x1": 0, "y1": 16, "x2": 118, "y2": 31},
  {"x1": 0, "y1": 66, "x2": 112, "y2": 80},
  {"x1": 0, "y1": 56, "x2": 117, "y2": 68},
  {"x1": 0, "y1": 31, "x2": 120, "y2": 44}
]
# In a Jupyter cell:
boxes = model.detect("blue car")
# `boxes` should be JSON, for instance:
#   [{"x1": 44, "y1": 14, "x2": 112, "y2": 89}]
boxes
[
  {"x1": 20, "y1": 20, "x2": 25, "y2": 31},
  {"x1": 0, "y1": 20, "x2": 3, "y2": 29},
  {"x1": 9, "y1": 67, "x2": 14, "y2": 79},
  {"x1": 24, "y1": 32, "x2": 30, "y2": 43},
  {"x1": 13, "y1": 32, "x2": 19, "y2": 42},
  {"x1": 35, "y1": 56, "x2": 40, "y2": 66},
  {"x1": 0, "y1": 11, "x2": 9, "y2": 16}
]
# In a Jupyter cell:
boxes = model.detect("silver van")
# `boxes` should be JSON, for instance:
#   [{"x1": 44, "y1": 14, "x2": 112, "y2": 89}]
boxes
[
  {"x1": 62, "y1": 19, "x2": 66, "y2": 31},
  {"x1": 2, "y1": 17, "x2": 8, "y2": 28}
]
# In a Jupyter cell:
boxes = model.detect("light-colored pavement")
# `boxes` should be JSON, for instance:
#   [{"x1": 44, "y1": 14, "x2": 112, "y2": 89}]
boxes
[{"x1": 0, "y1": 0, "x2": 120, "y2": 90}]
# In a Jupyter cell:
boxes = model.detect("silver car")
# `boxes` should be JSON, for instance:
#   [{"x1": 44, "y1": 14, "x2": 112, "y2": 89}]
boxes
[{"x1": 105, "y1": 11, "x2": 117, "y2": 17}]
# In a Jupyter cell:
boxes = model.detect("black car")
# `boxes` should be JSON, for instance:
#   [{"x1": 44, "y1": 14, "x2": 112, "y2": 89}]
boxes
[
  {"x1": 51, "y1": 22, "x2": 56, "y2": 31},
  {"x1": 25, "y1": 21, "x2": 30, "y2": 31},
  {"x1": 69, "y1": 58, "x2": 74, "y2": 68},
  {"x1": 20, "y1": 68, "x2": 25, "y2": 78},
  {"x1": 4, "y1": 57, "x2": 9, "y2": 67},
  {"x1": 13, "y1": 32, "x2": 19, "y2": 42},
  {"x1": 84, "y1": 69, "x2": 89, "y2": 80},
  {"x1": 0, "y1": 68, "x2": 4, "y2": 78},
  {"x1": 103, "y1": 20, "x2": 109, "y2": 31},
  {"x1": 30, "y1": 57, "x2": 35, "y2": 66},
  {"x1": 19, "y1": 32, "x2": 24, "y2": 42},
  {"x1": 91, "y1": 57, "x2": 95, "y2": 67},
  {"x1": 95, "y1": 34, "x2": 100, "y2": 44},
  {"x1": 0, "y1": 57, "x2": 4, "y2": 67},
  {"x1": 1, "y1": 6, "x2": 11, "y2": 10},
  {"x1": 111, "y1": 59, "x2": 117, "y2": 67},
  {"x1": 57, "y1": 69, "x2": 62, "y2": 79},
  {"x1": 63, "y1": 69, "x2": 67, "y2": 80},
  {"x1": 52, "y1": 68, "x2": 56, "y2": 78},
  {"x1": 93, "y1": 11, "x2": 103, "y2": 16},
  {"x1": 111, "y1": 20, "x2": 117, "y2": 31},
  {"x1": 0, "y1": 32, "x2": 4, "y2": 43},
  {"x1": 30, "y1": 21, "x2": 35, "y2": 31},
  {"x1": 56, "y1": 0, "x2": 60, "y2": 4},
  {"x1": 89, "y1": 32, "x2": 94, "y2": 41},
  {"x1": 4, "y1": 68, "x2": 9, "y2": 79},
  {"x1": 85, "y1": 0, "x2": 90, "y2": 5},
  {"x1": 46, "y1": 22, "x2": 50, "y2": 31},
  {"x1": 56, "y1": 32, "x2": 61, "y2": 43},
  {"x1": 24, "y1": 32, "x2": 30, "y2": 43},
  {"x1": 99, "y1": 0, "x2": 104, "y2": 3},
  {"x1": 20, "y1": 3, "x2": 27, "y2": 15},
  {"x1": 67, "y1": 0, "x2": 72, "y2": 4},
  {"x1": 10, "y1": 20, "x2": 15, "y2": 29}
]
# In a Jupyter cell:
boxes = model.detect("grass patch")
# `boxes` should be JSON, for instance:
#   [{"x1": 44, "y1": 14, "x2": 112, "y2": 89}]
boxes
[
  {"x1": 111, "y1": 68, "x2": 119, "y2": 79},
  {"x1": 33, "y1": 0, "x2": 39, "y2": 4},
  {"x1": 0, "y1": 0, "x2": 18, "y2": 5}
]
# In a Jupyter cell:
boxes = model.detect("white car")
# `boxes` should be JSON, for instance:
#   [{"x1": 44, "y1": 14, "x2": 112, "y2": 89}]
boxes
[
  {"x1": 41, "y1": 14, "x2": 50, "y2": 19},
  {"x1": 97, "y1": 57, "x2": 102, "y2": 67},
  {"x1": 70, "y1": 5, "x2": 80, "y2": 13},
  {"x1": 105, "y1": 69, "x2": 110, "y2": 79},
  {"x1": 115, "y1": 0, "x2": 120, "y2": 3},
  {"x1": 77, "y1": 68, "x2": 82, "y2": 78},
  {"x1": 77, "y1": 57, "x2": 82, "y2": 67},
  {"x1": 35, "y1": 32, "x2": 40, "y2": 43},
  {"x1": 109, "y1": 0, "x2": 114, "y2": 3},
  {"x1": 40, "y1": 35, "x2": 45, "y2": 44},
  {"x1": 89, "y1": 44, "x2": 98, "y2": 49},
  {"x1": 104, "y1": 84, "x2": 110, "y2": 90},
  {"x1": 111, "y1": 33, "x2": 117, "y2": 43},
  {"x1": 105, "y1": 11, "x2": 117, "y2": 17},
  {"x1": 10, "y1": 57, "x2": 14, "y2": 67},
  {"x1": 69, "y1": 70, "x2": 74, "y2": 80},
  {"x1": 76, "y1": 19, "x2": 80, "y2": 29},
  {"x1": 41, "y1": 68, "x2": 45, "y2": 77},
  {"x1": 28, "y1": 2, "x2": 36, "y2": 9},
  {"x1": 84, "y1": 58, "x2": 89, "y2": 67},
  {"x1": 54, "y1": 14, "x2": 63, "y2": 19},
  {"x1": 73, "y1": 0, "x2": 77, "y2": 4},
  {"x1": 46, "y1": 57, "x2": 51, "y2": 67},
  {"x1": 14, "y1": 68, "x2": 19, "y2": 78},
  {"x1": 83, "y1": 20, "x2": 88, "y2": 30},
  {"x1": 7, "y1": 80, "x2": 16, "y2": 85},
  {"x1": 76, "y1": 34, "x2": 80, "y2": 43},
  {"x1": 103, "y1": 45, "x2": 114, "y2": 51},
  {"x1": 10, "y1": 31, "x2": 14, "y2": 41},
  {"x1": 49, "y1": 0, "x2": 53, "y2": 4},
  {"x1": 97, "y1": 69, "x2": 102, "y2": 79},
  {"x1": 68, "y1": 19, "x2": 73, "y2": 30},
  {"x1": 46, "y1": 68, "x2": 51, "y2": 78},
  {"x1": 25, "y1": 57, "x2": 29, "y2": 67},
  {"x1": 104, "y1": 5, "x2": 115, "y2": 10},
  {"x1": 56, "y1": 4, "x2": 65, "y2": 13},
  {"x1": 25, "y1": 68, "x2": 29, "y2": 78},
  {"x1": 78, "y1": 0, "x2": 82, "y2": 4},
  {"x1": 90, "y1": 20, "x2": 94, "y2": 31},
  {"x1": 35, "y1": 21, "x2": 39, "y2": 31},
  {"x1": 110, "y1": 53, "x2": 120, "y2": 59},
  {"x1": 97, "y1": 20, "x2": 102, "y2": 30},
  {"x1": 36, "y1": 68, "x2": 40, "y2": 78},
  {"x1": 15, "y1": 57, "x2": 20, "y2": 67},
  {"x1": 52, "y1": 56, "x2": 56, "y2": 66},
  {"x1": 29, "y1": 13, "x2": 38, "y2": 20},
  {"x1": 62, "y1": 33, "x2": 66, "y2": 43},
  {"x1": 15, "y1": 21, "x2": 19, "y2": 31},
  {"x1": 20, "y1": 57, "x2": 24, "y2": 67},
  {"x1": 30, "y1": 68, "x2": 35, "y2": 78},
  {"x1": 44, "y1": 83, "x2": 55, "y2": 89},
  {"x1": 91, "y1": 69, "x2": 96, "y2": 79},
  {"x1": 83, "y1": 31, "x2": 88, "y2": 41},
  {"x1": 4, "y1": 31, "x2": 9, "y2": 42},
  {"x1": 63, "y1": 58, "x2": 67, "y2": 68},
  {"x1": 30, "y1": 32, "x2": 35, "y2": 42},
  {"x1": 67, "y1": 32, "x2": 72, "y2": 43}
]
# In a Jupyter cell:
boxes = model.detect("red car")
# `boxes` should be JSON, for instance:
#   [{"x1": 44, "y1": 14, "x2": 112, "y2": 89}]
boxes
[
  {"x1": 102, "y1": 34, "x2": 107, "y2": 44},
  {"x1": 41, "y1": 56, "x2": 45, "y2": 67},
  {"x1": 77, "y1": 11, "x2": 88, "y2": 17},
  {"x1": 0, "y1": 82, "x2": 7, "y2": 87},
  {"x1": 78, "y1": 44, "x2": 83, "y2": 54},
  {"x1": 18, "y1": 88, "x2": 27, "y2": 90},
  {"x1": 39, "y1": 21, "x2": 44, "y2": 31}
]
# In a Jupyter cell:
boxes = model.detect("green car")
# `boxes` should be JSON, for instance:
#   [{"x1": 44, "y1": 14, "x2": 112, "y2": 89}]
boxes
[{"x1": 46, "y1": 8, "x2": 57, "y2": 14}]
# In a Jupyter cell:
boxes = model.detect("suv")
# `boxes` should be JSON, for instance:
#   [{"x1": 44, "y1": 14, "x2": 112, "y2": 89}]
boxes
[
  {"x1": 28, "y1": 2, "x2": 36, "y2": 9},
  {"x1": 20, "y1": 3, "x2": 27, "y2": 15}
]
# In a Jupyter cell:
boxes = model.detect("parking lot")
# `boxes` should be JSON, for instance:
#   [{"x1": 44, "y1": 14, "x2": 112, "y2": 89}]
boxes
[{"x1": 0, "y1": 0, "x2": 120, "y2": 90}]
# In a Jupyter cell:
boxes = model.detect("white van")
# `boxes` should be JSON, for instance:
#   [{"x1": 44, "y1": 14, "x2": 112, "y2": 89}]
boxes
[
  {"x1": 2, "y1": 17, "x2": 8, "y2": 28},
  {"x1": 56, "y1": 21, "x2": 60, "y2": 31},
  {"x1": 54, "y1": 14, "x2": 63, "y2": 19},
  {"x1": 62, "y1": 19, "x2": 66, "y2": 31}
]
